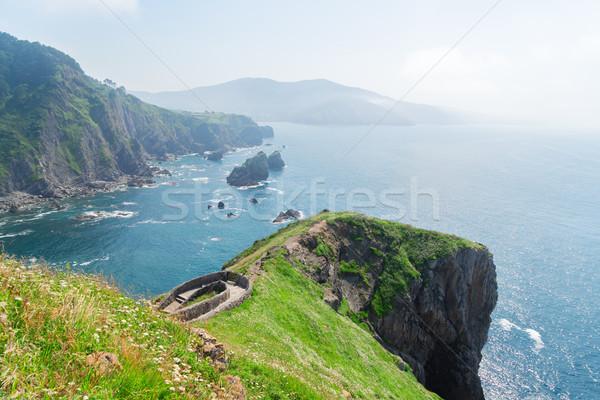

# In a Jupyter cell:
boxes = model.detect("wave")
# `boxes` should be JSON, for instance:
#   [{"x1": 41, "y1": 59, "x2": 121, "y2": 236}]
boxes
[
  {"x1": 498, "y1": 318, "x2": 520, "y2": 331},
  {"x1": 191, "y1": 177, "x2": 209, "y2": 183},
  {"x1": 210, "y1": 237, "x2": 222, "y2": 241},
  {"x1": 498, "y1": 318, "x2": 544, "y2": 351},
  {"x1": 76, "y1": 255, "x2": 110, "y2": 266},
  {"x1": 234, "y1": 183, "x2": 264, "y2": 190},
  {"x1": 129, "y1": 219, "x2": 182, "y2": 226},
  {"x1": 0, "y1": 229, "x2": 34, "y2": 239},
  {"x1": 524, "y1": 328, "x2": 545, "y2": 351},
  {"x1": 30, "y1": 210, "x2": 58, "y2": 220},
  {"x1": 122, "y1": 202, "x2": 137, "y2": 206},
  {"x1": 266, "y1": 187, "x2": 284, "y2": 195}
]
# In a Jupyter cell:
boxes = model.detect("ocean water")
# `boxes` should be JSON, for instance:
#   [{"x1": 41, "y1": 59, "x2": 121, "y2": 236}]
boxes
[{"x1": 1, "y1": 123, "x2": 599, "y2": 399}]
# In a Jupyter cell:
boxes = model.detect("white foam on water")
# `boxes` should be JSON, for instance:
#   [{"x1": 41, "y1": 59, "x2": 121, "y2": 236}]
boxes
[
  {"x1": 210, "y1": 237, "x2": 222, "y2": 241},
  {"x1": 498, "y1": 319, "x2": 545, "y2": 351},
  {"x1": 266, "y1": 187, "x2": 284, "y2": 195},
  {"x1": 0, "y1": 229, "x2": 34, "y2": 239},
  {"x1": 498, "y1": 318, "x2": 520, "y2": 331},
  {"x1": 31, "y1": 210, "x2": 58, "y2": 220},
  {"x1": 131, "y1": 219, "x2": 181, "y2": 226},
  {"x1": 525, "y1": 328, "x2": 545, "y2": 351},
  {"x1": 77, "y1": 255, "x2": 110, "y2": 266},
  {"x1": 77, "y1": 210, "x2": 138, "y2": 221},
  {"x1": 122, "y1": 202, "x2": 137, "y2": 206},
  {"x1": 191, "y1": 177, "x2": 209, "y2": 183},
  {"x1": 232, "y1": 182, "x2": 264, "y2": 190}
]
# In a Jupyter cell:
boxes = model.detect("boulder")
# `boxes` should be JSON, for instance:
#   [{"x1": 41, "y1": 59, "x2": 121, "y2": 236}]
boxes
[
  {"x1": 249, "y1": 198, "x2": 259, "y2": 204},
  {"x1": 49, "y1": 200, "x2": 67, "y2": 211},
  {"x1": 267, "y1": 151, "x2": 285, "y2": 169},
  {"x1": 217, "y1": 201, "x2": 225, "y2": 209},
  {"x1": 85, "y1": 352, "x2": 122, "y2": 376}
]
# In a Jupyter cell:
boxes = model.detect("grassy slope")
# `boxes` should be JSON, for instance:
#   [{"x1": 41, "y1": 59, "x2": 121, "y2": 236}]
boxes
[
  {"x1": 0, "y1": 256, "x2": 227, "y2": 399},
  {"x1": 0, "y1": 212, "x2": 480, "y2": 399},
  {"x1": 201, "y1": 212, "x2": 483, "y2": 399}
]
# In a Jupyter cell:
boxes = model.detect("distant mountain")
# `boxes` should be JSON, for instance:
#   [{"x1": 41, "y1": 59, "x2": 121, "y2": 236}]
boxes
[
  {"x1": 0, "y1": 33, "x2": 271, "y2": 208},
  {"x1": 132, "y1": 78, "x2": 464, "y2": 126}
]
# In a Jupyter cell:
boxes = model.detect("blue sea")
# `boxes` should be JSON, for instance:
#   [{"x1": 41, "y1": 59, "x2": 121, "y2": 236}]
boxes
[{"x1": 1, "y1": 123, "x2": 598, "y2": 399}]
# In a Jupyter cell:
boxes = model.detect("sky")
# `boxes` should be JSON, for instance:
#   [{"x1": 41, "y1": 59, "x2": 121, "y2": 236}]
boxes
[{"x1": 0, "y1": 0, "x2": 599, "y2": 127}]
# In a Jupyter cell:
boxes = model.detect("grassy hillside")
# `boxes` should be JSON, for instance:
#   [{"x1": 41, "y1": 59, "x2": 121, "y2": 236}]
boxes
[
  {"x1": 200, "y1": 212, "x2": 483, "y2": 399},
  {"x1": 0, "y1": 255, "x2": 238, "y2": 399},
  {"x1": 0, "y1": 213, "x2": 482, "y2": 398},
  {"x1": 0, "y1": 32, "x2": 271, "y2": 197}
]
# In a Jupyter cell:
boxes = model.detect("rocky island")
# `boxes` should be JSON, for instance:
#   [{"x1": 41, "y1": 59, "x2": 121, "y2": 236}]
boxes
[
  {"x1": 227, "y1": 151, "x2": 285, "y2": 187},
  {"x1": 267, "y1": 150, "x2": 285, "y2": 169}
]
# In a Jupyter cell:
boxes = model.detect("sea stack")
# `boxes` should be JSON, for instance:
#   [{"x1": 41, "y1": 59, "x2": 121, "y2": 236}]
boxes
[
  {"x1": 226, "y1": 152, "x2": 269, "y2": 187},
  {"x1": 205, "y1": 151, "x2": 223, "y2": 161},
  {"x1": 267, "y1": 151, "x2": 285, "y2": 169}
]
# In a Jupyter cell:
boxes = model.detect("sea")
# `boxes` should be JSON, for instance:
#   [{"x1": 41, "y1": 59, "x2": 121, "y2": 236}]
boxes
[{"x1": 0, "y1": 123, "x2": 598, "y2": 399}]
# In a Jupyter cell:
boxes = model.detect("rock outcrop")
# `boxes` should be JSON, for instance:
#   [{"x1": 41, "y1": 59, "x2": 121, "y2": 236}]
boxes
[
  {"x1": 267, "y1": 151, "x2": 285, "y2": 169},
  {"x1": 272, "y1": 209, "x2": 301, "y2": 223},
  {"x1": 205, "y1": 151, "x2": 223, "y2": 161},
  {"x1": 280, "y1": 215, "x2": 497, "y2": 400},
  {"x1": 226, "y1": 152, "x2": 269, "y2": 187}
]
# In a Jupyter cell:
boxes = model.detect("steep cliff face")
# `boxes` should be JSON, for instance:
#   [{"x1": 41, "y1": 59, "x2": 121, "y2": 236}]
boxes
[
  {"x1": 0, "y1": 32, "x2": 272, "y2": 205},
  {"x1": 280, "y1": 213, "x2": 497, "y2": 400}
]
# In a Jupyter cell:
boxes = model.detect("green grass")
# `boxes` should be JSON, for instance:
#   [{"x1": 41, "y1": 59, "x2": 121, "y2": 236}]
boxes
[
  {"x1": 0, "y1": 256, "x2": 232, "y2": 399},
  {"x1": 0, "y1": 212, "x2": 480, "y2": 399},
  {"x1": 200, "y1": 211, "x2": 486, "y2": 398},
  {"x1": 185, "y1": 287, "x2": 223, "y2": 308},
  {"x1": 326, "y1": 212, "x2": 484, "y2": 316},
  {"x1": 201, "y1": 250, "x2": 440, "y2": 399}
]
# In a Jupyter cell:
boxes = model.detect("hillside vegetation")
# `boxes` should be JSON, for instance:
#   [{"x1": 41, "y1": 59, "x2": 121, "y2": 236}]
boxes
[
  {"x1": 201, "y1": 212, "x2": 485, "y2": 399},
  {"x1": 0, "y1": 32, "x2": 272, "y2": 199},
  {"x1": 0, "y1": 212, "x2": 493, "y2": 399}
]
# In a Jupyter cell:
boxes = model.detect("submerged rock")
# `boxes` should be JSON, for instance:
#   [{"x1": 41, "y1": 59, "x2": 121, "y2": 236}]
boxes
[
  {"x1": 48, "y1": 200, "x2": 67, "y2": 211},
  {"x1": 249, "y1": 198, "x2": 259, "y2": 204}
]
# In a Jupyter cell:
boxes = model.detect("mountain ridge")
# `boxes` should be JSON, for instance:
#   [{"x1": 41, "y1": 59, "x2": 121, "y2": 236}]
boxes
[{"x1": 132, "y1": 77, "x2": 464, "y2": 126}]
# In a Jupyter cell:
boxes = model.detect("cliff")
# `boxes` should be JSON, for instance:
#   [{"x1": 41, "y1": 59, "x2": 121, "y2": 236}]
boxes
[
  {"x1": 0, "y1": 212, "x2": 497, "y2": 399},
  {"x1": 209, "y1": 211, "x2": 497, "y2": 399},
  {"x1": 0, "y1": 32, "x2": 272, "y2": 210}
]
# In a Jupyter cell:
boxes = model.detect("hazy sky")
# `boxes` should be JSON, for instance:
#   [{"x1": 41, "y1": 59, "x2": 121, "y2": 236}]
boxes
[{"x1": 1, "y1": 0, "x2": 599, "y2": 127}]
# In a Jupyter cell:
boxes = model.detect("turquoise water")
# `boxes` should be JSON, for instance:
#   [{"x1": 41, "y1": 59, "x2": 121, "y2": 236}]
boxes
[{"x1": 1, "y1": 123, "x2": 599, "y2": 399}]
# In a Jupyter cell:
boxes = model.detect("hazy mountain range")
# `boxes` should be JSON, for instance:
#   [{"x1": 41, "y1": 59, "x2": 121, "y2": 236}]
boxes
[{"x1": 132, "y1": 78, "x2": 465, "y2": 126}]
